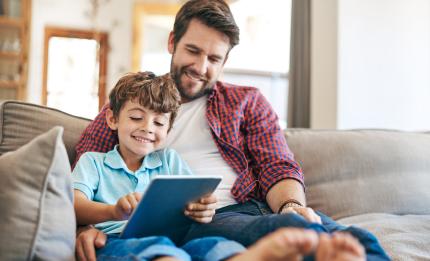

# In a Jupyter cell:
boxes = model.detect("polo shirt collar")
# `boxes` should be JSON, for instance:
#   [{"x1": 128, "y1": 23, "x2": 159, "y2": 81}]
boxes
[{"x1": 104, "y1": 145, "x2": 163, "y2": 173}]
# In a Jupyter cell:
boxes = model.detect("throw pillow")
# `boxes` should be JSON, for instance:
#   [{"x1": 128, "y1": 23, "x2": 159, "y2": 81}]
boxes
[{"x1": 0, "y1": 126, "x2": 76, "y2": 260}]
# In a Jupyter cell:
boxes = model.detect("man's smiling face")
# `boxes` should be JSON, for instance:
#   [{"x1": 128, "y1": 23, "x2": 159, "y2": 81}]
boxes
[{"x1": 168, "y1": 19, "x2": 231, "y2": 103}]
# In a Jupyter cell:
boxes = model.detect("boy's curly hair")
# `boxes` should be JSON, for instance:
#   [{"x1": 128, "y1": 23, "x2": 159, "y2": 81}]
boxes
[{"x1": 109, "y1": 71, "x2": 181, "y2": 131}]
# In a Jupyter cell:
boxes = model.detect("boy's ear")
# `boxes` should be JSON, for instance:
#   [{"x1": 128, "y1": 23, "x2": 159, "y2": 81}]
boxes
[{"x1": 106, "y1": 108, "x2": 118, "y2": 130}]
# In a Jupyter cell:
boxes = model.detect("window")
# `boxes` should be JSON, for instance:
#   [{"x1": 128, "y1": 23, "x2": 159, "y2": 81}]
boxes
[
  {"x1": 223, "y1": 0, "x2": 292, "y2": 129},
  {"x1": 42, "y1": 27, "x2": 108, "y2": 119}
]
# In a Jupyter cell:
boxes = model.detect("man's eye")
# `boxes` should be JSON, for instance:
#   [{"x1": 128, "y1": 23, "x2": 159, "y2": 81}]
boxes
[
  {"x1": 209, "y1": 57, "x2": 221, "y2": 64},
  {"x1": 187, "y1": 49, "x2": 198, "y2": 54}
]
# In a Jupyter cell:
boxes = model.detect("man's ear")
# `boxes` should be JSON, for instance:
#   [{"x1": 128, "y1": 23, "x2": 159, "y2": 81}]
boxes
[
  {"x1": 168, "y1": 31, "x2": 175, "y2": 54},
  {"x1": 106, "y1": 108, "x2": 118, "y2": 130}
]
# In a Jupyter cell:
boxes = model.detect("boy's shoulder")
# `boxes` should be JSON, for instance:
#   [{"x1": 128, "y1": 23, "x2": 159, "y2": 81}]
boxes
[{"x1": 152, "y1": 147, "x2": 180, "y2": 159}]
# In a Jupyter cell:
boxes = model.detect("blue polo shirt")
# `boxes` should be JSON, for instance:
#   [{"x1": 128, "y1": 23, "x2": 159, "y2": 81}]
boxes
[{"x1": 72, "y1": 145, "x2": 192, "y2": 234}]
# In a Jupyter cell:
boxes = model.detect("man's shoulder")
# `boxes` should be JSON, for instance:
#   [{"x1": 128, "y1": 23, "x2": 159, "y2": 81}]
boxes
[
  {"x1": 214, "y1": 81, "x2": 263, "y2": 103},
  {"x1": 216, "y1": 81, "x2": 260, "y2": 94}
]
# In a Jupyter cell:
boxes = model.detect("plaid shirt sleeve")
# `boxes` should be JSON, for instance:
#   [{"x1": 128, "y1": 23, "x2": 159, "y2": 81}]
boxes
[
  {"x1": 244, "y1": 91, "x2": 304, "y2": 199},
  {"x1": 73, "y1": 105, "x2": 118, "y2": 169}
]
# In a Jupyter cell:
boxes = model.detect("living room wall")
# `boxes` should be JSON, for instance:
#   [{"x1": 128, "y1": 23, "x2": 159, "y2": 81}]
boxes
[
  {"x1": 337, "y1": 0, "x2": 430, "y2": 131},
  {"x1": 312, "y1": 0, "x2": 430, "y2": 131}
]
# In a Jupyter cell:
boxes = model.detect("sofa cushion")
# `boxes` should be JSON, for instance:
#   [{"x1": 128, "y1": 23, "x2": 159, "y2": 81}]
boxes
[
  {"x1": 0, "y1": 100, "x2": 90, "y2": 164},
  {"x1": 338, "y1": 213, "x2": 430, "y2": 261},
  {"x1": 0, "y1": 126, "x2": 76, "y2": 260},
  {"x1": 285, "y1": 129, "x2": 430, "y2": 219}
]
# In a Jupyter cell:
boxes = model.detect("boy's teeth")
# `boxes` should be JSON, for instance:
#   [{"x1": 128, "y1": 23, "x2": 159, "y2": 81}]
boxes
[{"x1": 134, "y1": 136, "x2": 152, "y2": 143}]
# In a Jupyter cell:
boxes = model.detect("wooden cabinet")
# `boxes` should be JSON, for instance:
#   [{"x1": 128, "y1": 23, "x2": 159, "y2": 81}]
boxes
[{"x1": 0, "y1": 0, "x2": 31, "y2": 100}]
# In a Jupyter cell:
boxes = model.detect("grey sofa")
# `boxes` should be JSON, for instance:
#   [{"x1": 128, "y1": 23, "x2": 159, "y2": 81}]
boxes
[{"x1": 1, "y1": 100, "x2": 429, "y2": 260}]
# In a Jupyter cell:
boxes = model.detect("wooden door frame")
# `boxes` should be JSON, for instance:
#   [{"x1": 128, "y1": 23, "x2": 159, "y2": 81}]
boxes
[
  {"x1": 42, "y1": 27, "x2": 108, "y2": 111},
  {"x1": 132, "y1": 3, "x2": 180, "y2": 72}
]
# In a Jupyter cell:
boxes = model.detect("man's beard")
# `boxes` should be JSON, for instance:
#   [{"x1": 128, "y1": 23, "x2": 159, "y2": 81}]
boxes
[{"x1": 171, "y1": 64, "x2": 215, "y2": 102}]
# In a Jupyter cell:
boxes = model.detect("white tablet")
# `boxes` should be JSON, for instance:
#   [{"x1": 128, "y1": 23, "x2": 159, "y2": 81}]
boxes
[{"x1": 120, "y1": 175, "x2": 222, "y2": 239}]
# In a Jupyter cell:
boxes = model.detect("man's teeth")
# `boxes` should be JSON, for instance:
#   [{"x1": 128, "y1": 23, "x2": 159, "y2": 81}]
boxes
[
  {"x1": 134, "y1": 136, "x2": 153, "y2": 143},
  {"x1": 185, "y1": 71, "x2": 201, "y2": 81}
]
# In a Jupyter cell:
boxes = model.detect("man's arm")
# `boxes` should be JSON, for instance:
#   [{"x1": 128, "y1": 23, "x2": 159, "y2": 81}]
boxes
[
  {"x1": 244, "y1": 90, "x2": 320, "y2": 223},
  {"x1": 266, "y1": 178, "x2": 306, "y2": 210}
]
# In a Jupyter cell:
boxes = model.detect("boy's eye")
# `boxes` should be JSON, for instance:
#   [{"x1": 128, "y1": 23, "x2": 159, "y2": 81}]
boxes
[
  {"x1": 130, "y1": 117, "x2": 142, "y2": 121},
  {"x1": 154, "y1": 121, "x2": 165, "y2": 127}
]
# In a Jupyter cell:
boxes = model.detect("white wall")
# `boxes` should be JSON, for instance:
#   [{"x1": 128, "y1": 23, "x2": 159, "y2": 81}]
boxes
[
  {"x1": 311, "y1": 0, "x2": 430, "y2": 130},
  {"x1": 337, "y1": 0, "x2": 430, "y2": 131},
  {"x1": 28, "y1": 0, "x2": 133, "y2": 104}
]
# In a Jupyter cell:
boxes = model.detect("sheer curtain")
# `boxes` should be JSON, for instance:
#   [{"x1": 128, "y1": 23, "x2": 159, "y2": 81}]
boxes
[{"x1": 288, "y1": 0, "x2": 311, "y2": 128}]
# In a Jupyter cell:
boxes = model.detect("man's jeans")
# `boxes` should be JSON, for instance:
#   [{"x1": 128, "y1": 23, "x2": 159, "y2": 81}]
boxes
[
  {"x1": 97, "y1": 235, "x2": 245, "y2": 261},
  {"x1": 182, "y1": 200, "x2": 391, "y2": 261}
]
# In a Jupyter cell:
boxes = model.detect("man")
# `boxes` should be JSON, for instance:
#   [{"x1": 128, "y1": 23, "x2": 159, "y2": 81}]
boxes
[{"x1": 74, "y1": 0, "x2": 389, "y2": 260}]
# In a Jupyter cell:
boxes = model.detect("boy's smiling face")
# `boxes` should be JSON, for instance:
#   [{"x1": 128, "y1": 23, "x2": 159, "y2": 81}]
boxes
[{"x1": 106, "y1": 100, "x2": 170, "y2": 164}]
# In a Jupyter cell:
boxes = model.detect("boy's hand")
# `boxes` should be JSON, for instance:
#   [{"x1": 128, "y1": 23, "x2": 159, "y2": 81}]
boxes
[
  {"x1": 112, "y1": 192, "x2": 142, "y2": 220},
  {"x1": 185, "y1": 194, "x2": 217, "y2": 223}
]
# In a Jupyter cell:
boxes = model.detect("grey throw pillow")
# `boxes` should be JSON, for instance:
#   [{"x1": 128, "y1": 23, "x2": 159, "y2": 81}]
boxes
[{"x1": 0, "y1": 126, "x2": 76, "y2": 260}]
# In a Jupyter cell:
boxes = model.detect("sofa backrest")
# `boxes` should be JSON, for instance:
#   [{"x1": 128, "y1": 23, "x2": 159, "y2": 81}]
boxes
[
  {"x1": 285, "y1": 129, "x2": 430, "y2": 219},
  {"x1": 0, "y1": 100, "x2": 90, "y2": 165}
]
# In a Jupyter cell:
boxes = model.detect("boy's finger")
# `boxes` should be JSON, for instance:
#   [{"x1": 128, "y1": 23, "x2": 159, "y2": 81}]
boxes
[
  {"x1": 133, "y1": 192, "x2": 143, "y2": 202},
  {"x1": 126, "y1": 194, "x2": 138, "y2": 209},
  {"x1": 118, "y1": 198, "x2": 132, "y2": 214}
]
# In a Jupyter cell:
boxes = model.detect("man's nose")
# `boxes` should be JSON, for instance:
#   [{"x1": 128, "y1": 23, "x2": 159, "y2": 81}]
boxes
[{"x1": 193, "y1": 55, "x2": 208, "y2": 76}]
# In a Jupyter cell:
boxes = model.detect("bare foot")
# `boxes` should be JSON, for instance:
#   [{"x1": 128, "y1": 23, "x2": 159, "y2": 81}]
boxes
[
  {"x1": 154, "y1": 257, "x2": 181, "y2": 261},
  {"x1": 229, "y1": 228, "x2": 319, "y2": 261},
  {"x1": 316, "y1": 232, "x2": 365, "y2": 261}
]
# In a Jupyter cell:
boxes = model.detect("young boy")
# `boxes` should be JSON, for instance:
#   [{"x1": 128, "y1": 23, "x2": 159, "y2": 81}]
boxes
[{"x1": 72, "y1": 71, "x2": 247, "y2": 261}]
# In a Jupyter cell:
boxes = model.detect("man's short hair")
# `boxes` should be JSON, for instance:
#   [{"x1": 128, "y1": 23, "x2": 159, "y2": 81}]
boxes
[
  {"x1": 108, "y1": 71, "x2": 180, "y2": 131},
  {"x1": 173, "y1": 0, "x2": 240, "y2": 49}
]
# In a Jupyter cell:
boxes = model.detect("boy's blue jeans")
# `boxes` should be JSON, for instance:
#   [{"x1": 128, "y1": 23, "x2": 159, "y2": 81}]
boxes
[
  {"x1": 181, "y1": 199, "x2": 391, "y2": 261},
  {"x1": 96, "y1": 235, "x2": 245, "y2": 261}
]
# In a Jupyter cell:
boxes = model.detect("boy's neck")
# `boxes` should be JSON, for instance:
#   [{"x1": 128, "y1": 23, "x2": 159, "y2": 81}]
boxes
[{"x1": 117, "y1": 146, "x2": 144, "y2": 172}]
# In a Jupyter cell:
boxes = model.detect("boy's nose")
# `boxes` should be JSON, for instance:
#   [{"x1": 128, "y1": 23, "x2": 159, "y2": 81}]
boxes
[{"x1": 140, "y1": 122, "x2": 154, "y2": 133}]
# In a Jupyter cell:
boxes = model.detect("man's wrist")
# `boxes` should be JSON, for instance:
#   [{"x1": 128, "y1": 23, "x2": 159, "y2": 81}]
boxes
[{"x1": 277, "y1": 199, "x2": 303, "y2": 214}]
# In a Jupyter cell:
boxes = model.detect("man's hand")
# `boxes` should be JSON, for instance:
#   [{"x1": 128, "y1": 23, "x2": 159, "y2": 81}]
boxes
[
  {"x1": 280, "y1": 205, "x2": 322, "y2": 224},
  {"x1": 185, "y1": 194, "x2": 217, "y2": 223},
  {"x1": 112, "y1": 192, "x2": 142, "y2": 220},
  {"x1": 75, "y1": 226, "x2": 106, "y2": 261}
]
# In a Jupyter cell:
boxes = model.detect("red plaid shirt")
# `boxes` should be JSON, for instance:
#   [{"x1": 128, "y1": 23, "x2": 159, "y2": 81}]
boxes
[{"x1": 74, "y1": 81, "x2": 304, "y2": 203}]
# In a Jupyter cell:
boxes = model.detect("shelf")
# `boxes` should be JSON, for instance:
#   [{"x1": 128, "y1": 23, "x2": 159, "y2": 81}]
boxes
[
  {"x1": 0, "y1": 51, "x2": 21, "y2": 59},
  {"x1": 0, "y1": 16, "x2": 24, "y2": 28},
  {"x1": 0, "y1": 81, "x2": 20, "y2": 88}
]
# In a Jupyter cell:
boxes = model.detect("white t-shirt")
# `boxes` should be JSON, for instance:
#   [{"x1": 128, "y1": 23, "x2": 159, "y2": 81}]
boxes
[{"x1": 165, "y1": 96, "x2": 238, "y2": 208}]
